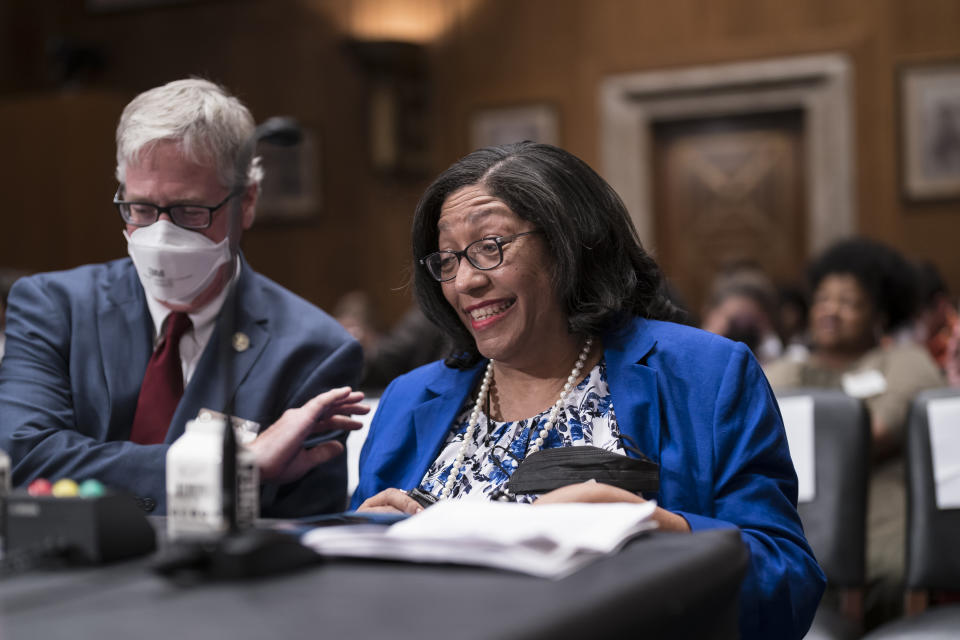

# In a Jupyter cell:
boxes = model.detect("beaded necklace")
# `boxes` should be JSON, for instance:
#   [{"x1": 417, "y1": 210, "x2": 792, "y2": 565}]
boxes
[{"x1": 440, "y1": 335, "x2": 594, "y2": 499}]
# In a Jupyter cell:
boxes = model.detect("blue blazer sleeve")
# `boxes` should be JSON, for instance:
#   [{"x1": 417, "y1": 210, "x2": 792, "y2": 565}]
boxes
[
  {"x1": 350, "y1": 378, "x2": 401, "y2": 509},
  {"x1": 671, "y1": 343, "x2": 824, "y2": 640},
  {"x1": 257, "y1": 335, "x2": 363, "y2": 517}
]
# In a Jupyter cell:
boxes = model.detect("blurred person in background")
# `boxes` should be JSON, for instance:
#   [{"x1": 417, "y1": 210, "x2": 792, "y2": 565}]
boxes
[
  {"x1": 776, "y1": 283, "x2": 810, "y2": 359},
  {"x1": 700, "y1": 263, "x2": 783, "y2": 364},
  {"x1": 764, "y1": 236, "x2": 944, "y2": 628},
  {"x1": 335, "y1": 291, "x2": 450, "y2": 393},
  {"x1": 944, "y1": 321, "x2": 960, "y2": 388},
  {"x1": 333, "y1": 290, "x2": 381, "y2": 360},
  {"x1": 910, "y1": 259, "x2": 958, "y2": 371}
]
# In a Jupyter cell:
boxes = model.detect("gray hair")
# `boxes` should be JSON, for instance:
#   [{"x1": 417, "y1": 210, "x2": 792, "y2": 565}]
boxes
[{"x1": 115, "y1": 78, "x2": 263, "y2": 189}]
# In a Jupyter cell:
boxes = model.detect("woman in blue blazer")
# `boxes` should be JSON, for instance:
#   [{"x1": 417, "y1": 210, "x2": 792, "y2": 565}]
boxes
[{"x1": 351, "y1": 142, "x2": 824, "y2": 639}]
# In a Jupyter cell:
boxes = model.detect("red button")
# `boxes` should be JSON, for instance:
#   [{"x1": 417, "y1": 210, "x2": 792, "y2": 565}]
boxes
[{"x1": 27, "y1": 478, "x2": 53, "y2": 496}]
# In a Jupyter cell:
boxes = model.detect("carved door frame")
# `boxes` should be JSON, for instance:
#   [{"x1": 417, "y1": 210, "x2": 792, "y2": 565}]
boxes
[{"x1": 600, "y1": 54, "x2": 856, "y2": 258}]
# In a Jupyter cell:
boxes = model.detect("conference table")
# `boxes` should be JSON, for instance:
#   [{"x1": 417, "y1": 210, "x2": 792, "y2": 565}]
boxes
[{"x1": 0, "y1": 526, "x2": 747, "y2": 639}]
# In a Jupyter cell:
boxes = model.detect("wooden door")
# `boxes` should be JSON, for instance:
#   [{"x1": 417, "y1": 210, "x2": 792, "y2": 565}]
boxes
[{"x1": 652, "y1": 110, "x2": 807, "y2": 318}]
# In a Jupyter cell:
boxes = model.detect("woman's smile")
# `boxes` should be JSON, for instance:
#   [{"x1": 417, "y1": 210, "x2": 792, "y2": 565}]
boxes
[{"x1": 465, "y1": 298, "x2": 515, "y2": 330}]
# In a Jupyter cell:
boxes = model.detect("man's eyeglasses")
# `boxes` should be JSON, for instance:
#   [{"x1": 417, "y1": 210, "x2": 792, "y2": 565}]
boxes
[
  {"x1": 420, "y1": 231, "x2": 540, "y2": 282},
  {"x1": 113, "y1": 188, "x2": 241, "y2": 230}
]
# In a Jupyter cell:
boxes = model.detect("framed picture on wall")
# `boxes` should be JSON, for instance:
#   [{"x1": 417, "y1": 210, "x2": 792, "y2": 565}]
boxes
[
  {"x1": 900, "y1": 61, "x2": 960, "y2": 200},
  {"x1": 470, "y1": 104, "x2": 559, "y2": 150}
]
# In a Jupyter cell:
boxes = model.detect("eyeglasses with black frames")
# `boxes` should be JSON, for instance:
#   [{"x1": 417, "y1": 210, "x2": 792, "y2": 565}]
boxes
[
  {"x1": 419, "y1": 231, "x2": 540, "y2": 282},
  {"x1": 113, "y1": 187, "x2": 242, "y2": 231}
]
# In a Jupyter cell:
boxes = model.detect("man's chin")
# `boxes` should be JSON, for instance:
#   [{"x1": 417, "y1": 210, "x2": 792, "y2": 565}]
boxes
[
  {"x1": 158, "y1": 264, "x2": 232, "y2": 312},
  {"x1": 156, "y1": 284, "x2": 218, "y2": 313},
  {"x1": 157, "y1": 297, "x2": 200, "y2": 313}
]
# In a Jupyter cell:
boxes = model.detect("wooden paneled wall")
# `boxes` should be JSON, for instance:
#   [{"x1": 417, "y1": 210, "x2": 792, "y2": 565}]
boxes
[
  {"x1": 1, "y1": 0, "x2": 959, "y2": 325},
  {"x1": 433, "y1": 0, "x2": 960, "y2": 295}
]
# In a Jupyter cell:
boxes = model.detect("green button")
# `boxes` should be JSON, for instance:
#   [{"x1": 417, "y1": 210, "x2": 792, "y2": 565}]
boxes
[{"x1": 78, "y1": 478, "x2": 106, "y2": 498}]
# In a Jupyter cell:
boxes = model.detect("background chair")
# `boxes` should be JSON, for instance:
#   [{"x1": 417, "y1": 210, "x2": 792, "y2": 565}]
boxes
[
  {"x1": 862, "y1": 388, "x2": 960, "y2": 639},
  {"x1": 776, "y1": 389, "x2": 871, "y2": 640}
]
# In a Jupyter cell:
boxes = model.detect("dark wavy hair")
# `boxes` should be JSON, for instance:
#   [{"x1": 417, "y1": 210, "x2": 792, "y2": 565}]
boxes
[
  {"x1": 807, "y1": 236, "x2": 918, "y2": 331},
  {"x1": 411, "y1": 142, "x2": 683, "y2": 369}
]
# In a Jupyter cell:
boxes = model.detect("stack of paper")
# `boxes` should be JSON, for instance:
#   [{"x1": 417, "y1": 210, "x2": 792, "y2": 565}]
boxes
[
  {"x1": 300, "y1": 500, "x2": 658, "y2": 579},
  {"x1": 777, "y1": 395, "x2": 816, "y2": 503},
  {"x1": 927, "y1": 397, "x2": 960, "y2": 509}
]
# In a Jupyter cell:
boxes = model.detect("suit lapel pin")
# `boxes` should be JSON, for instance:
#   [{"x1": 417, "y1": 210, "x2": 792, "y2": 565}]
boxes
[{"x1": 232, "y1": 332, "x2": 250, "y2": 353}]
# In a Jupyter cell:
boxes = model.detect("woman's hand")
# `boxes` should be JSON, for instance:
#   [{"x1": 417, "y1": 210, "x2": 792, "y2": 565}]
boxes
[
  {"x1": 534, "y1": 480, "x2": 643, "y2": 505},
  {"x1": 534, "y1": 480, "x2": 691, "y2": 532},
  {"x1": 356, "y1": 488, "x2": 423, "y2": 515},
  {"x1": 247, "y1": 387, "x2": 368, "y2": 484}
]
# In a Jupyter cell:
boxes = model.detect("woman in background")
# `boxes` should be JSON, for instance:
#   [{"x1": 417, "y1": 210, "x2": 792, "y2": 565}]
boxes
[
  {"x1": 765, "y1": 237, "x2": 944, "y2": 626},
  {"x1": 700, "y1": 262, "x2": 783, "y2": 364}
]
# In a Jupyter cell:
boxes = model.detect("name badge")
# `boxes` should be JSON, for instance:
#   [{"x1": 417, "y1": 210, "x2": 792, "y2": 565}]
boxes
[{"x1": 841, "y1": 369, "x2": 888, "y2": 399}]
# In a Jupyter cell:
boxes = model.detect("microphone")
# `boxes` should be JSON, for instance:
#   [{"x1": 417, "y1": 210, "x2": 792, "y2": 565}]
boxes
[
  {"x1": 220, "y1": 116, "x2": 304, "y2": 529},
  {"x1": 165, "y1": 116, "x2": 304, "y2": 542},
  {"x1": 253, "y1": 116, "x2": 303, "y2": 147},
  {"x1": 228, "y1": 115, "x2": 303, "y2": 240}
]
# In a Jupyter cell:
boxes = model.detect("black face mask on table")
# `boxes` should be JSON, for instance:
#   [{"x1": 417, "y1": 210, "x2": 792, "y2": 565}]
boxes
[{"x1": 507, "y1": 445, "x2": 660, "y2": 496}]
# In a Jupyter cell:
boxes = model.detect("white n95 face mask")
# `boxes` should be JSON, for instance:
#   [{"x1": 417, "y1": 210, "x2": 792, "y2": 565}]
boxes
[{"x1": 124, "y1": 221, "x2": 232, "y2": 306}]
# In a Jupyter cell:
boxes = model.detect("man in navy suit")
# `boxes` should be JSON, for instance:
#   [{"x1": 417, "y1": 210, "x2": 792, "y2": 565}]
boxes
[{"x1": 0, "y1": 79, "x2": 363, "y2": 516}]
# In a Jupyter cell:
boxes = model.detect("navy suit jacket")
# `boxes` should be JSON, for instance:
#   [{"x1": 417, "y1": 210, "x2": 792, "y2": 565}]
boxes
[
  {"x1": 0, "y1": 257, "x2": 362, "y2": 516},
  {"x1": 351, "y1": 317, "x2": 824, "y2": 640}
]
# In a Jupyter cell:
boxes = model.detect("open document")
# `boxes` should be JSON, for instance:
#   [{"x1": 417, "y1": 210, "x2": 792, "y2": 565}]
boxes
[{"x1": 300, "y1": 500, "x2": 658, "y2": 579}]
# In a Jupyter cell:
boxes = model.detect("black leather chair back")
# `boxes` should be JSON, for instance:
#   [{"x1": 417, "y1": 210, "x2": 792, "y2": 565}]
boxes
[
  {"x1": 777, "y1": 389, "x2": 871, "y2": 587},
  {"x1": 905, "y1": 389, "x2": 960, "y2": 590}
]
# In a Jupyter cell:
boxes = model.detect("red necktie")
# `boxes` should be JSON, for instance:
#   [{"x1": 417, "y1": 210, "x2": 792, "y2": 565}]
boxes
[{"x1": 130, "y1": 312, "x2": 192, "y2": 444}]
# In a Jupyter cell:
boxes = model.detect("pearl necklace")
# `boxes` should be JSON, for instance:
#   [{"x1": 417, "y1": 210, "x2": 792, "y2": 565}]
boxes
[{"x1": 440, "y1": 335, "x2": 594, "y2": 499}]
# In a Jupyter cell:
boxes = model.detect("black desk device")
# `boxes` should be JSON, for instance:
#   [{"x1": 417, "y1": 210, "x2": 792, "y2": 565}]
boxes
[{"x1": 5, "y1": 491, "x2": 157, "y2": 564}]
